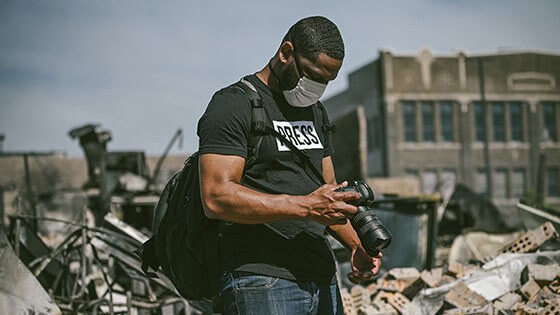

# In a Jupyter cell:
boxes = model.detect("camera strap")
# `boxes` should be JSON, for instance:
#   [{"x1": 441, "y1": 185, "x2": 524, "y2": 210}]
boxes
[{"x1": 264, "y1": 126, "x2": 326, "y2": 186}]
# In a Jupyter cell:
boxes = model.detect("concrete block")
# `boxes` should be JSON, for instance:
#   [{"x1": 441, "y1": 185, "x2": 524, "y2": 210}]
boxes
[
  {"x1": 385, "y1": 292, "x2": 410, "y2": 314},
  {"x1": 367, "y1": 282, "x2": 378, "y2": 297},
  {"x1": 513, "y1": 303, "x2": 539, "y2": 315},
  {"x1": 351, "y1": 285, "x2": 370, "y2": 310},
  {"x1": 529, "y1": 286, "x2": 557, "y2": 308},
  {"x1": 444, "y1": 282, "x2": 488, "y2": 309},
  {"x1": 526, "y1": 264, "x2": 560, "y2": 286},
  {"x1": 448, "y1": 261, "x2": 480, "y2": 278},
  {"x1": 378, "y1": 277, "x2": 400, "y2": 292},
  {"x1": 521, "y1": 278, "x2": 542, "y2": 300},
  {"x1": 493, "y1": 293, "x2": 522, "y2": 310},
  {"x1": 539, "y1": 298, "x2": 560, "y2": 315},
  {"x1": 378, "y1": 273, "x2": 426, "y2": 299},
  {"x1": 421, "y1": 268, "x2": 444, "y2": 287},
  {"x1": 500, "y1": 222, "x2": 558, "y2": 255},
  {"x1": 358, "y1": 302, "x2": 398, "y2": 315},
  {"x1": 388, "y1": 267, "x2": 421, "y2": 281},
  {"x1": 443, "y1": 304, "x2": 493, "y2": 315},
  {"x1": 373, "y1": 291, "x2": 391, "y2": 304},
  {"x1": 341, "y1": 288, "x2": 357, "y2": 315}
]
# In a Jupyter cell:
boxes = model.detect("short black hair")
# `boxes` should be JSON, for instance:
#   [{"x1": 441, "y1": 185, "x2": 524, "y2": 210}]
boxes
[{"x1": 283, "y1": 16, "x2": 345, "y2": 62}]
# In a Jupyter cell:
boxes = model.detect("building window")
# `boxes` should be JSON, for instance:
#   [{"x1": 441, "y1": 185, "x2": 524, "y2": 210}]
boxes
[
  {"x1": 548, "y1": 167, "x2": 559, "y2": 197},
  {"x1": 401, "y1": 100, "x2": 457, "y2": 143},
  {"x1": 511, "y1": 169, "x2": 526, "y2": 199},
  {"x1": 421, "y1": 169, "x2": 438, "y2": 194},
  {"x1": 473, "y1": 102, "x2": 486, "y2": 142},
  {"x1": 493, "y1": 168, "x2": 508, "y2": 199},
  {"x1": 421, "y1": 102, "x2": 435, "y2": 142},
  {"x1": 402, "y1": 101, "x2": 416, "y2": 142},
  {"x1": 440, "y1": 102, "x2": 454, "y2": 142},
  {"x1": 510, "y1": 102, "x2": 524, "y2": 142},
  {"x1": 543, "y1": 102, "x2": 558, "y2": 142},
  {"x1": 475, "y1": 169, "x2": 488, "y2": 197},
  {"x1": 492, "y1": 102, "x2": 506, "y2": 142}
]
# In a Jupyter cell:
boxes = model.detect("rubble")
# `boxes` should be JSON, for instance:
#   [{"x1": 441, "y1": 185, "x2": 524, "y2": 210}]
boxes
[
  {"x1": 341, "y1": 222, "x2": 560, "y2": 315},
  {"x1": 0, "y1": 230, "x2": 61, "y2": 315},
  {"x1": 3, "y1": 213, "x2": 209, "y2": 314},
  {"x1": 499, "y1": 222, "x2": 558, "y2": 255}
]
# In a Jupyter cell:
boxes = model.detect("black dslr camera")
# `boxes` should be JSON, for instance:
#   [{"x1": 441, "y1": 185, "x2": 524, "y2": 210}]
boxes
[{"x1": 336, "y1": 180, "x2": 392, "y2": 257}]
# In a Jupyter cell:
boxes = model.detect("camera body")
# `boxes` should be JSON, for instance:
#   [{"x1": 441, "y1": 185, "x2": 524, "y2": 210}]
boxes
[{"x1": 336, "y1": 180, "x2": 392, "y2": 257}]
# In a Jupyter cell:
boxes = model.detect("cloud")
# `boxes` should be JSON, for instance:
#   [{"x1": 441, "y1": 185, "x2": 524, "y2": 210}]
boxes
[{"x1": 1, "y1": 0, "x2": 559, "y2": 156}]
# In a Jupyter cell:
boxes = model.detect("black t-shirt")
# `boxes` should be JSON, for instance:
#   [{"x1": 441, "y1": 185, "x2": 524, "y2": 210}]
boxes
[{"x1": 197, "y1": 74, "x2": 336, "y2": 284}]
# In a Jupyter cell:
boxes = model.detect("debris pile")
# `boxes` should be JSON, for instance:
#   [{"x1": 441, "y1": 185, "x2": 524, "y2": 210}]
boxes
[
  {"x1": 4, "y1": 212, "x2": 210, "y2": 314},
  {"x1": 341, "y1": 222, "x2": 560, "y2": 315}
]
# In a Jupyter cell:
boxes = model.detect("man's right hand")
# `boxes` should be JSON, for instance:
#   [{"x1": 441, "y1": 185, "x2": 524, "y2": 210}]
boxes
[{"x1": 304, "y1": 181, "x2": 360, "y2": 226}]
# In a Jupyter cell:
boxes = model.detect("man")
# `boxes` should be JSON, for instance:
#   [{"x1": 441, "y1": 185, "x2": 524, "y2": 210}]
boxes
[{"x1": 197, "y1": 16, "x2": 381, "y2": 314}]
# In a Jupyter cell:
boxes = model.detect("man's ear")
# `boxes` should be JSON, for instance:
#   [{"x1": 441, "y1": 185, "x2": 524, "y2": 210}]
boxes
[{"x1": 278, "y1": 41, "x2": 294, "y2": 64}]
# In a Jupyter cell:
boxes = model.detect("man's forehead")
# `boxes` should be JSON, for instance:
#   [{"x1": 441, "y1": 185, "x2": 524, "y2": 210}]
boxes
[{"x1": 299, "y1": 52, "x2": 343, "y2": 83}]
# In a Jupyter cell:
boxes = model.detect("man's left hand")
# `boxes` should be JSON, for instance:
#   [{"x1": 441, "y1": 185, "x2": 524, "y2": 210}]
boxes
[{"x1": 347, "y1": 246, "x2": 382, "y2": 284}]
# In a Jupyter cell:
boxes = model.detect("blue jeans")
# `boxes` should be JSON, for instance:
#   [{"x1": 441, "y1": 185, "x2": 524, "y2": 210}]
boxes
[{"x1": 220, "y1": 272, "x2": 344, "y2": 315}]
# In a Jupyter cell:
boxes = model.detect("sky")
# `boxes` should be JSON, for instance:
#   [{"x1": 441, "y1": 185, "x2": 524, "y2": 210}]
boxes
[{"x1": 1, "y1": 0, "x2": 560, "y2": 157}]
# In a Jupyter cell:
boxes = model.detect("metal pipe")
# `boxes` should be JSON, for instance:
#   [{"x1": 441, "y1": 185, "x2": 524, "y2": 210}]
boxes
[
  {"x1": 80, "y1": 202, "x2": 88, "y2": 300},
  {"x1": 150, "y1": 128, "x2": 183, "y2": 188}
]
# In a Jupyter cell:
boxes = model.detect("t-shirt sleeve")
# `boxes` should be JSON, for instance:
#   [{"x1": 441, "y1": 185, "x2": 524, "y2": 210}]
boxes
[{"x1": 197, "y1": 87, "x2": 252, "y2": 158}]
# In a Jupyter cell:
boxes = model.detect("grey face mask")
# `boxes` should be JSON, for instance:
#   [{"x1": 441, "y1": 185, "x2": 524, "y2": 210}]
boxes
[
  {"x1": 269, "y1": 49, "x2": 328, "y2": 108},
  {"x1": 282, "y1": 76, "x2": 327, "y2": 108}
]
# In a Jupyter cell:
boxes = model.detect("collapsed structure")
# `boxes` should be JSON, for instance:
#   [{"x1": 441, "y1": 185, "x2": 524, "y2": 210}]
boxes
[
  {"x1": 341, "y1": 222, "x2": 560, "y2": 315},
  {"x1": 1, "y1": 122, "x2": 560, "y2": 314}
]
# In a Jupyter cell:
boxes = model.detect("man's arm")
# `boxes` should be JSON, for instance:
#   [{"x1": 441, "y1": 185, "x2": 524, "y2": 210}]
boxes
[
  {"x1": 198, "y1": 153, "x2": 359, "y2": 225},
  {"x1": 322, "y1": 156, "x2": 362, "y2": 252},
  {"x1": 322, "y1": 156, "x2": 382, "y2": 283}
]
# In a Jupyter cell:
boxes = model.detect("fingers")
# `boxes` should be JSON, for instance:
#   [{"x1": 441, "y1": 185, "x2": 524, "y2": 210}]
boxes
[
  {"x1": 347, "y1": 271, "x2": 375, "y2": 284},
  {"x1": 308, "y1": 183, "x2": 359, "y2": 226},
  {"x1": 314, "y1": 183, "x2": 360, "y2": 203}
]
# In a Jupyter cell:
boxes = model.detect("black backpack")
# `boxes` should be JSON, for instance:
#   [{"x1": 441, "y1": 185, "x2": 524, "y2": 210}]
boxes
[{"x1": 137, "y1": 78, "x2": 333, "y2": 301}]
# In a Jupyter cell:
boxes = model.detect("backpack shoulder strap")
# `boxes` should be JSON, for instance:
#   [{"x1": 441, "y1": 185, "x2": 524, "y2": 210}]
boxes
[
  {"x1": 233, "y1": 79, "x2": 326, "y2": 185},
  {"x1": 233, "y1": 79, "x2": 266, "y2": 167},
  {"x1": 313, "y1": 102, "x2": 336, "y2": 134}
]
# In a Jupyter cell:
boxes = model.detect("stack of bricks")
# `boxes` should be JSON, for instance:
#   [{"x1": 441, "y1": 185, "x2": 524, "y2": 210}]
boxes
[{"x1": 339, "y1": 222, "x2": 560, "y2": 315}]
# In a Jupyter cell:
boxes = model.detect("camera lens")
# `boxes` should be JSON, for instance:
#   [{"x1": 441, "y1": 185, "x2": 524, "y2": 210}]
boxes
[
  {"x1": 336, "y1": 180, "x2": 392, "y2": 256},
  {"x1": 350, "y1": 206, "x2": 392, "y2": 257}
]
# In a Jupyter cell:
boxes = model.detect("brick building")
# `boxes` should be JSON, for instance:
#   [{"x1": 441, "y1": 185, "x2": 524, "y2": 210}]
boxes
[{"x1": 323, "y1": 49, "x2": 560, "y2": 207}]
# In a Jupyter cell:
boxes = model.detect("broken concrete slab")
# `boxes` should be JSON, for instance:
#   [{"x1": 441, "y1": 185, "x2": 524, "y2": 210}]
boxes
[
  {"x1": 492, "y1": 292, "x2": 522, "y2": 310},
  {"x1": 525, "y1": 263, "x2": 560, "y2": 285},
  {"x1": 0, "y1": 231, "x2": 61, "y2": 315}
]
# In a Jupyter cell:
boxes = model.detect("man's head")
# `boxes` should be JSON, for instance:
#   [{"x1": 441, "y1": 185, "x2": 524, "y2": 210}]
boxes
[
  {"x1": 284, "y1": 16, "x2": 345, "y2": 64},
  {"x1": 268, "y1": 16, "x2": 344, "y2": 107}
]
